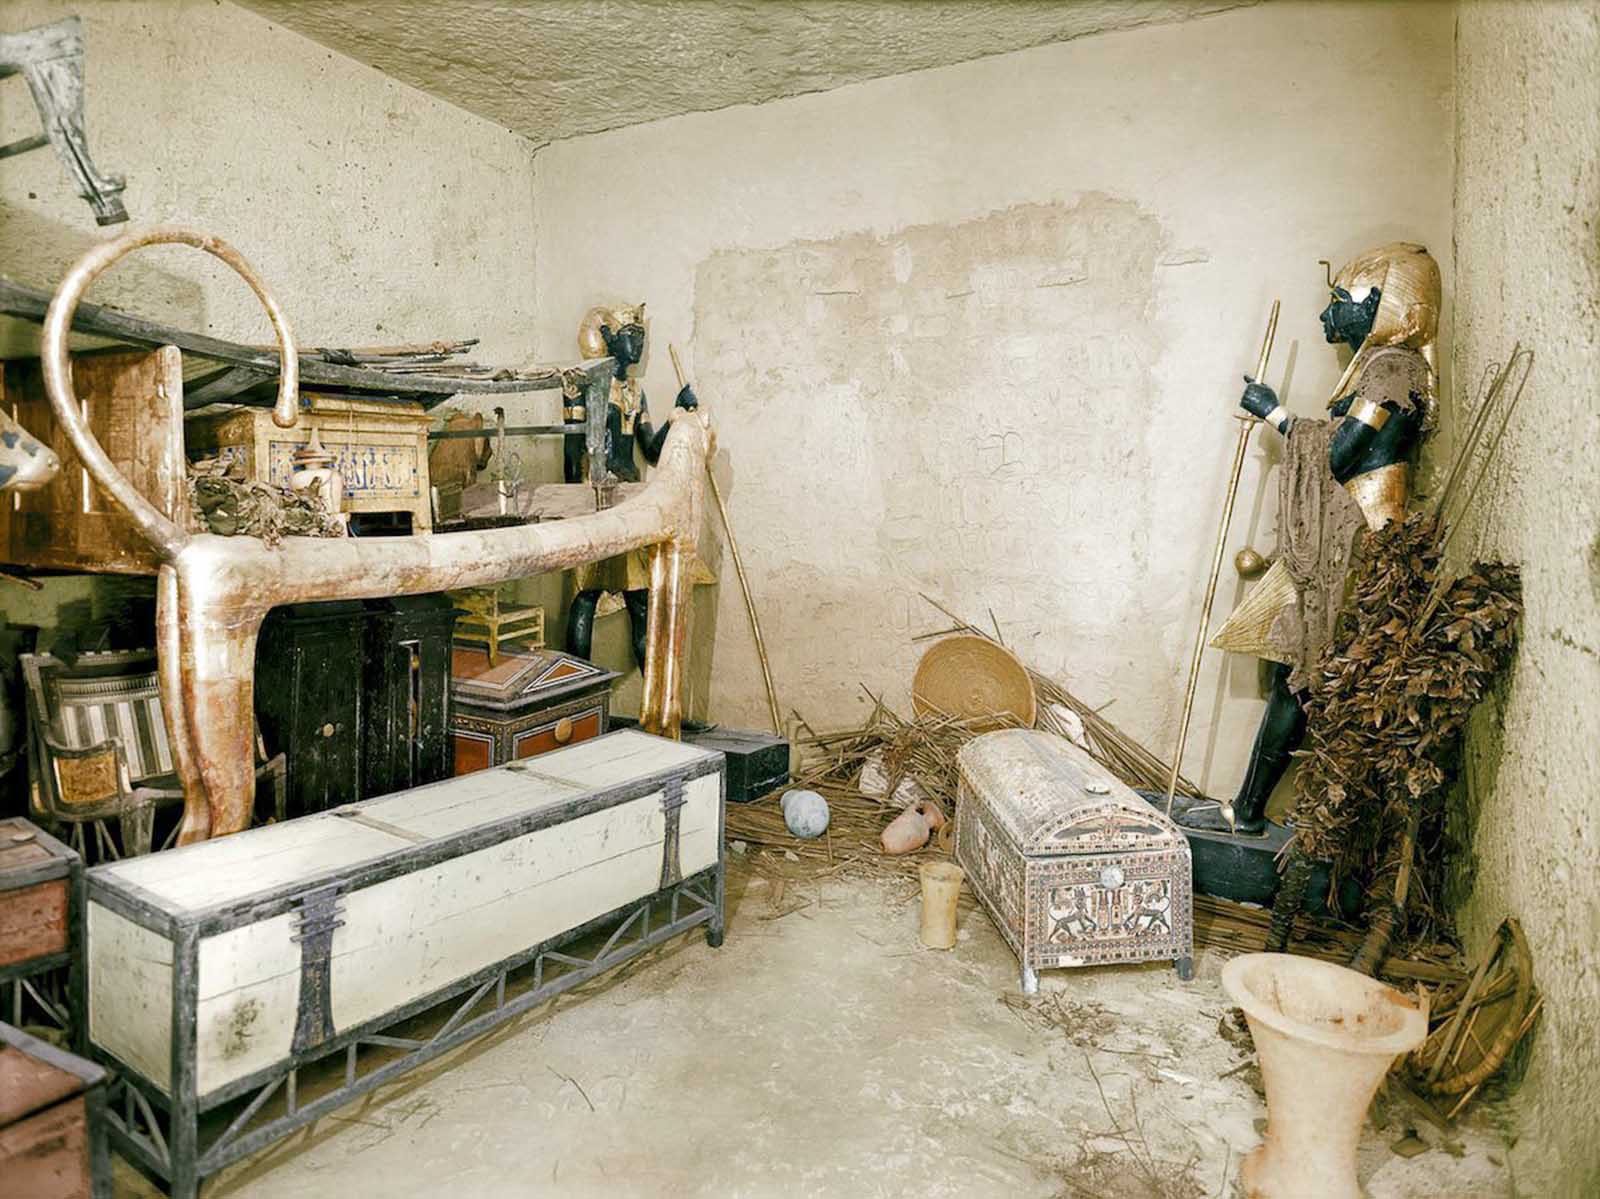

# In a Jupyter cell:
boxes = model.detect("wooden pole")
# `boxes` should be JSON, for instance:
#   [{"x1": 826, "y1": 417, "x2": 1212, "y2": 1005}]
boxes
[
  {"x1": 668, "y1": 345, "x2": 784, "y2": 736},
  {"x1": 1164, "y1": 300, "x2": 1280, "y2": 821}
]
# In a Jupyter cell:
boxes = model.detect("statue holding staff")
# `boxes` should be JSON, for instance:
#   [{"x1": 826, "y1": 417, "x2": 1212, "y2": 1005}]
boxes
[
  {"x1": 1182, "y1": 242, "x2": 1442, "y2": 835},
  {"x1": 563, "y1": 303, "x2": 711, "y2": 666}
]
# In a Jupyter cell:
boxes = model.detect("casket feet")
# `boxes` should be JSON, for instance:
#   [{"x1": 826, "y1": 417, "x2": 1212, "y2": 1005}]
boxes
[{"x1": 1020, "y1": 963, "x2": 1039, "y2": 995}]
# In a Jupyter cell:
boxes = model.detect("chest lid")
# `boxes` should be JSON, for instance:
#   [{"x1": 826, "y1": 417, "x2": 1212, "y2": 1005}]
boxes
[
  {"x1": 0, "y1": 1023, "x2": 103, "y2": 1125},
  {"x1": 89, "y1": 730, "x2": 714, "y2": 917},
  {"x1": 450, "y1": 646, "x2": 618, "y2": 711},
  {"x1": 958, "y1": 729, "x2": 1184, "y2": 855},
  {"x1": 0, "y1": 818, "x2": 73, "y2": 886}
]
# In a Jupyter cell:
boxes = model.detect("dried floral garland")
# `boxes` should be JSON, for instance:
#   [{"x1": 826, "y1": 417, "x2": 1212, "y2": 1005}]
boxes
[
  {"x1": 1288, "y1": 511, "x2": 1521, "y2": 938},
  {"x1": 188, "y1": 458, "x2": 346, "y2": 545}
]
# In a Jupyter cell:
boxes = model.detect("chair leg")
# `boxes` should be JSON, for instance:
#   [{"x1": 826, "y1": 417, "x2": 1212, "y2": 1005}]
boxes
[
  {"x1": 118, "y1": 803, "x2": 155, "y2": 857},
  {"x1": 273, "y1": 761, "x2": 287, "y2": 824}
]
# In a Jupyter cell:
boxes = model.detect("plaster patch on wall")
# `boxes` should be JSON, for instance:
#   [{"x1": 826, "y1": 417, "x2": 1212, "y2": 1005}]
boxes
[{"x1": 694, "y1": 197, "x2": 1168, "y2": 727}]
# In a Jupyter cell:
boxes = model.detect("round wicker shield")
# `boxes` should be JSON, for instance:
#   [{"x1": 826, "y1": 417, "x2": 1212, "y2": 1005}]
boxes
[{"x1": 911, "y1": 635, "x2": 1037, "y2": 729}]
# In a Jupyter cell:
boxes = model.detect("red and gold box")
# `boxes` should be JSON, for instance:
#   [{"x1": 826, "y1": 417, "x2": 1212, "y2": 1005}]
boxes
[{"x1": 449, "y1": 647, "x2": 618, "y2": 774}]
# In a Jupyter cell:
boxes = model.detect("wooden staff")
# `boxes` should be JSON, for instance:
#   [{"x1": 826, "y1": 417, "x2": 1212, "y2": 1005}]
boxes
[
  {"x1": 1164, "y1": 300, "x2": 1280, "y2": 821},
  {"x1": 668, "y1": 344, "x2": 784, "y2": 735}
]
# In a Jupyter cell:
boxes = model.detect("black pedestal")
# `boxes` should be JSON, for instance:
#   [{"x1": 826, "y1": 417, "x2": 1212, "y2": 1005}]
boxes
[
  {"x1": 610, "y1": 719, "x2": 790, "y2": 804},
  {"x1": 682, "y1": 727, "x2": 790, "y2": 804},
  {"x1": 1137, "y1": 790, "x2": 1344, "y2": 914}
]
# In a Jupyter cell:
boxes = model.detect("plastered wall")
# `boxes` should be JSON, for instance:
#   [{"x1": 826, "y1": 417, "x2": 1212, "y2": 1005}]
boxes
[
  {"x1": 533, "y1": 1, "x2": 1454, "y2": 795},
  {"x1": 0, "y1": 0, "x2": 538, "y2": 629},
  {"x1": 1452, "y1": 4, "x2": 1600, "y2": 1193},
  {"x1": 0, "y1": 0, "x2": 537, "y2": 359}
]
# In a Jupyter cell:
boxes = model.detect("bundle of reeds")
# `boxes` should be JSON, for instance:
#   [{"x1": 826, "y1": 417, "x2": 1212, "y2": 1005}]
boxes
[
  {"x1": 915, "y1": 595, "x2": 1203, "y2": 798},
  {"x1": 725, "y1": 703, "x2": 973, "y2": 868},
  {"x1": 727, "y1": 595, "x2": 1210, "y2": 880},
  {"x1": 1193, "y1": 894, "x2": 1464, "y2": 986}
]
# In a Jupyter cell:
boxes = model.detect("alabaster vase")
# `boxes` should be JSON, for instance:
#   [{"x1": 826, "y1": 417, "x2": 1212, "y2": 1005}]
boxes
[
  {"x1": 918, "y1": 861, "x2": 964, "y2": 950},
  {"x1": 1221, "y1": 953, "x2": 1427, "y2": 1199}
]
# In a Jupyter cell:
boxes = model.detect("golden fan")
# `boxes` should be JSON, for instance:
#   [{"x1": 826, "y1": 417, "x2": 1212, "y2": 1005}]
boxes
[{"x1": 1209, "y1": 558, "x2": 1298, "y2": 661}]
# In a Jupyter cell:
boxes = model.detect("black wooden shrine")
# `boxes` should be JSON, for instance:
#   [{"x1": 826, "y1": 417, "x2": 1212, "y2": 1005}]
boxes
[{"x1": 255, "y1": 596, "x2": 457, "y2": 817}]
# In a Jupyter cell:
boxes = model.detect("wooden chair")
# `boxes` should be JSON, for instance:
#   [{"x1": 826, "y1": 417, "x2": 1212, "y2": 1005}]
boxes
[
  {"x1": 447, "y1": 587, "x2": 544, "y2": 665},
  {"x1": 20, "y1": 650, "x2": 286, "y2": 859}
]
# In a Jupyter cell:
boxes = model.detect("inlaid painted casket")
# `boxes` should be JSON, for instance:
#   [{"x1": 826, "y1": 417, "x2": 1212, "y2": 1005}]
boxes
[{"x1": 955, "y1": 729, "x2": 1193, "y2": 992}]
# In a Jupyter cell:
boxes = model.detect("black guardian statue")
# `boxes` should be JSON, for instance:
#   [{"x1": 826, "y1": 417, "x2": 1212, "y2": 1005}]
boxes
[
  {"x1": 1190, "y1": 243, "x2": 1442, "y2": 834},
  {"x1": 563, "y1": 303, "x2": 707, "y2": 665}
]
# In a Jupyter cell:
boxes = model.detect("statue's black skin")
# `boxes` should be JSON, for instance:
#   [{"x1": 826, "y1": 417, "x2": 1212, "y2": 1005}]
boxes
[
  {"x1": 1183, "y1": 285, "x2": 1423, "y2": 835},
  {"x1": 564, "y1": 321, "x2": 697, "y2": 667}
]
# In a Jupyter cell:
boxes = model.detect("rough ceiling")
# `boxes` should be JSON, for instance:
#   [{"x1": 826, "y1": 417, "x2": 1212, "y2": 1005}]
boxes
[{"x1": 240, "y1": 1, "x2": 1249, "y2": 147}]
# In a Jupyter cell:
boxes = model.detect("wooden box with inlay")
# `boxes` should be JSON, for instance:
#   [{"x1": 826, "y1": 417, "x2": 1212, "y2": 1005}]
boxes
[
  {"x1": 0, "y1": 817, "x2": 80, "y2": 991},
  {"x1": 449, "y1": 645, "x2": 618, "y2": 774},
  {"x1": 955, "y1": 729, "x2": 1193, "y2": 994},
  {"x1": 185, "y1": 393, "x2": 434, "y2": 533},
  {"x1": 83, "y1": 730, "x2": 724, "y2": 1199},
  {"x1": 0, "y1": 1021, "x2": 110, "y2": 1199}
]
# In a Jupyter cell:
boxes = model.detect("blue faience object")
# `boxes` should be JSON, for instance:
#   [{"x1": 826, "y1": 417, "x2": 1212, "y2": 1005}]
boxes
[{"x1": 780, "y1": 789, "x2": 830, "y2": 839}]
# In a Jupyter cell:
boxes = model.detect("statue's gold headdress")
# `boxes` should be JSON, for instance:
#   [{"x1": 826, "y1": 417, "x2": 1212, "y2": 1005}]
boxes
[
  {"x1": 1325, "y1": 242, "x2": 1441, "y2": 427},
  {"x1": 577, "y1": 303, "x2": 646, "y2": 360}
]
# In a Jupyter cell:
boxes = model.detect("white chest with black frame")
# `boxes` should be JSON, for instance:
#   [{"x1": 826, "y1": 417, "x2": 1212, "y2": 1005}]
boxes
[{"x1": 82, "y1": 729, "x2": 725, "y2": 1199}]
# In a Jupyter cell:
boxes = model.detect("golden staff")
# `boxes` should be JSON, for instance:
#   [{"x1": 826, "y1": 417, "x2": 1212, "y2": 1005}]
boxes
[
  {"x1": 668, "y1": 344, "x2": 784, "y2": 736},
  {"x1": 1163, "y1": 300, "x2": 1280, "y2": 822}
]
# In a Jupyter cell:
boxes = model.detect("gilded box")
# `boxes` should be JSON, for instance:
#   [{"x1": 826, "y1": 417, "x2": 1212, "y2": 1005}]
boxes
[
  {"x1": 185, "y1": 393, "x2": 434, "y2": 533},
  {"x1": 955, "y1": 730, "x2": 1193, "y2": 992}
]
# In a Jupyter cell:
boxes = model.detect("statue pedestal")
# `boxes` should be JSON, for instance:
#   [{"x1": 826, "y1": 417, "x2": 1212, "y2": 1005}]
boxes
[{"x1": 1136, "y1": 791, "x2": 1342, "y2": 913}]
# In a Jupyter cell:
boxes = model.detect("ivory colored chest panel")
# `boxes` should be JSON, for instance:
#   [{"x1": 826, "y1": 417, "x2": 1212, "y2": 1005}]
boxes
[{"x1": 84, "y1": 730, "x2": 723, "y2": 1104}]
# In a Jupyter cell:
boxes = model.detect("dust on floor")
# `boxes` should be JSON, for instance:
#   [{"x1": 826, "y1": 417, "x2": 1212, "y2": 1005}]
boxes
[{"x1": 116, "y1": 864, "x2": 1517, "y2": 1198}]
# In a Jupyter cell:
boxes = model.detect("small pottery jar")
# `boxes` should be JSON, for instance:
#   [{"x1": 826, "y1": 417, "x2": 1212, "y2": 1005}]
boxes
[
  {"x1": 289, "y1": 428, "x2": 345, "y2": 518},
  {"x1": 881, "y1": 798, "x2": 946, "y2": 855}
]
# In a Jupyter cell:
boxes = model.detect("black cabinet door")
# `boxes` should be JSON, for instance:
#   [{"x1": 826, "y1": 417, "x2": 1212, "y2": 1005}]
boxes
[
  {"x1": 256, "y1": 602, "x2": 366, "y2": 817},
  {"x1": 361, "y1": 595, "x2": 457, "y2": 798}
]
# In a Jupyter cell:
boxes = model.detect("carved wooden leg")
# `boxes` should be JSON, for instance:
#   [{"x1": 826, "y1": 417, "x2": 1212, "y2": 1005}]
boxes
[
  {"x1": 269, "y1": 756, "x2": 287, "y2": 823},
  {"x1": 117, "y1": 800, "x2": 155, "y2": 858},
  {"x1": 0, "y1": 18, "x2": 128, "y2": 225},
  {"x1": 639, "y1": 540, "x2": 692, "y2": 740}
]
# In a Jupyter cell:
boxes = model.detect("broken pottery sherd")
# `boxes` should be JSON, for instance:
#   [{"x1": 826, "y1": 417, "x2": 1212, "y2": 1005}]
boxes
[{"x1": 880, "y1": 799, "x2": 946, "y2": 855}]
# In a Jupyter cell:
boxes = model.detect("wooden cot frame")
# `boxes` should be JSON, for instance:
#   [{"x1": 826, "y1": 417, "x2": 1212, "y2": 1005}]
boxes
[{"x1": 39, "y1": 228, "x2": 713, "y2": 844}]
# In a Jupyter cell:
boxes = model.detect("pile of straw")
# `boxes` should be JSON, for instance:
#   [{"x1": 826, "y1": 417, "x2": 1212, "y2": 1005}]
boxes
[{"x1": 726, "y1": 596, "x2": 1201, "y2": 880}]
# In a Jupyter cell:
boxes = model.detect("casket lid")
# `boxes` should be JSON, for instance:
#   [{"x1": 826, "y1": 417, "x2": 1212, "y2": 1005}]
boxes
[
  {"x1": 450, "y1": 646, "x2": 618, "y2": 711},
  {"x1": 957, "y1": 729, "x2": 1184, "y2": 855}
]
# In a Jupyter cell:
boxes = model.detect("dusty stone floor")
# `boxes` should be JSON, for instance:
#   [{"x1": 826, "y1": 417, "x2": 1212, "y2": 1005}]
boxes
[{"x1": 115, "y1": 864, "x2": 1517, "y2": 1198}]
